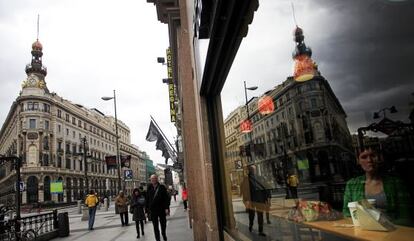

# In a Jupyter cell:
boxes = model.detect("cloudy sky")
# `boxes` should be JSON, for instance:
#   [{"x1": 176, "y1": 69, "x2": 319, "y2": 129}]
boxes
[
  {"x1": 1, "y1": 0, "x2": 414, "y2": 164},
  {"x1": 222, "y1": 0, "x2": 414, "y2": 134},
  {"x1": 0, "y1": 0, "x2": 175, "y2": 163}
]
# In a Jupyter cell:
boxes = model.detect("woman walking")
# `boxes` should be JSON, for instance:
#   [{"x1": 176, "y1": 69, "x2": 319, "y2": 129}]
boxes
[
  {"x1": 131, "y1": 188, "x2": 146, "y2": 239},
  {"x1": 182, "y1": 186, "x2": 188, "y2": 211},
  {"x1": 115, "y1": 191, "x2": 129, "y2": 226}
]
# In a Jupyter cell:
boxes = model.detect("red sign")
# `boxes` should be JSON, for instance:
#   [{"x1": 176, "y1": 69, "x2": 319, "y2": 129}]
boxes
[
  {"x1": 258, "y1": 95, "x2": 275, "y2": 115},
  {"x1": 240, "y1": 119, "x2": 253, "y2": 133},
  {"x1": 105, "y1": 156, "x2": 117, "y2": 169}
]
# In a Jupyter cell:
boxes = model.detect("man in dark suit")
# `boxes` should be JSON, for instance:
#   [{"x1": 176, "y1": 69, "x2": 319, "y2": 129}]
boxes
[
  {"x1": 241, "y1": 165, "x2": 270, "y2": 237},
  {"x1": 146, "y1": 174, "x2": 170, "y2": 241}
]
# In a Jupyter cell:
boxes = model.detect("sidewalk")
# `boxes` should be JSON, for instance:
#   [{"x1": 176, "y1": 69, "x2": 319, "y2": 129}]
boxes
[{"x1": 54, "y1": 200, "x2": 193, "y2": 241}]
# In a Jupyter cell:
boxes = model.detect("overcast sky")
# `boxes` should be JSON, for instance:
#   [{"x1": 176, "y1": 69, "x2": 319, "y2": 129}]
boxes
[
  {"x1": 222, "y1": 0, "x2": 414, "y2": 134},
  {"x1": 0, "y1": 0, "x2": 173, "y2": 164},
  {"x1": 1, "y1": 0, "x2": 414, "y2": 164}
]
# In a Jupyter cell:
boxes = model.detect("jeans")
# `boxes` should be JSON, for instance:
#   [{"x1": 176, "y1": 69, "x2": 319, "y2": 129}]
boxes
[
  {"x1": 151, "y1": 212, "x2": 167, "y2": 241},
  {"x1": 183, "y1": 200, "x2": 188, "y2": 210},
  {"x1": 88, "y1": 207, "x2": 97, "y2": 230},
  {"x1": 120, "y1": 212, "x2": 129, "y2": 225}
]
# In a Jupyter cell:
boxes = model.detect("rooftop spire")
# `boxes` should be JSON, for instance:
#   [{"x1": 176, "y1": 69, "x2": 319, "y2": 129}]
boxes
[
  {"x1": 37, "y1": 14, "x2": 40, "y2": 41},
  {"x1": 21, "y1": 15, "x2": 48, "y2": 91},
  {"x1": 290, "y1": 4, "x2": 318, "y2": 82}
]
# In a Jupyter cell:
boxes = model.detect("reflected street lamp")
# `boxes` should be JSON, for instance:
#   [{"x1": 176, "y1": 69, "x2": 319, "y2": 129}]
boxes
[
  {"x1": 243, "y1": 81, "x2": 258, "y2": 164},
  {"x1": 373, "y1": 106, "x2": 397, "y2": 119},
  {"x1": 102, "y1": 90, "x2": 122, "y2": 193}
]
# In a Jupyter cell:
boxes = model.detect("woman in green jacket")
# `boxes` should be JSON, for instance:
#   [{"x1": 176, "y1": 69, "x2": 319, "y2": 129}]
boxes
[{"x1": 342, "y1": 148, "x2": 412, "y2": 226}]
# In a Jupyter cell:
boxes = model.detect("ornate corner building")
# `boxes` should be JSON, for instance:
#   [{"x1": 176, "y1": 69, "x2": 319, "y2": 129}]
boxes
[{"x1": 0, "y1": 38, "x2": 145, "y2": 205}]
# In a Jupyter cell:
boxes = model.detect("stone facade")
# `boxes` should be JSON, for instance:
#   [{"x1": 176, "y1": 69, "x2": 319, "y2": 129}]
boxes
[
  {"x1": 0, "y1": 39, "x2": 143, "y2": 205},
  {"x1": 224, "y1": 76, "x2": 355, "y2": 194}
]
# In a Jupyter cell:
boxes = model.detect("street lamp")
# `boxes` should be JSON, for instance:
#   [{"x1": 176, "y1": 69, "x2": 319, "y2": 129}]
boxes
[
  {"x1": 243, "y1": 81, "x2": 258, "y2": 164},
  {"x1": 373, "y1": 106, "x2": 397, "y2": 119},
  {"x1": 80, "y1": 137, "x2": 89, "y2": 196},
  {"x1": 102, "y1": 90, "x2": 122, "y2": 193}
]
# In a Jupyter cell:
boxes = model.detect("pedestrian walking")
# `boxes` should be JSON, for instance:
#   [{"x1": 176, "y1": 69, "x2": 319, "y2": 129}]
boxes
[
  {"x1": 172, "y1": 188, "x2": 177, "y2": 202},
  {"x1": 115, "y1": 191, "x2": 129, "y2": 226},
  {"x1": 131, "y1": 188, "x2": 146, "y2": 239},
  {"x1": 240, "y1": 165, "x2": 268, "y2": 237},
  {"x1": 182, "y1": 186, "x2": 188, "y2": 211},
  {"x1": 85, "y1": 190, "x2": 99, "y2": 230},
  {"x1": 138, "y1": 186, "x2": 147, "y2": 223},
  {"x1": 146, "y1": 174, "x2": 170, "y2": 241},
  {"x1": 287, "y1": 173, "x2": 299, "y2": 199}
]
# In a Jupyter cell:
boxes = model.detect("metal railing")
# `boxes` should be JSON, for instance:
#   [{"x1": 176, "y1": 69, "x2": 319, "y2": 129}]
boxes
[{"x1": 1, "y1": 210, "x2": 58, "y2": 241}]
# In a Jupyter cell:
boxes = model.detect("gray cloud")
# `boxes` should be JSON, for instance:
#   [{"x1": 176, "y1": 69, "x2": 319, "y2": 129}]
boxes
[{"x1": 222, "y1": 0, "x2": 414, "y2": 133}]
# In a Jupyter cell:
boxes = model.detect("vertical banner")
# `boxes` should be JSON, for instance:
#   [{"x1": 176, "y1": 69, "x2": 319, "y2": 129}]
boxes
[{"x1": 166, "y1": 48, "x2": 176, "y2": 123}]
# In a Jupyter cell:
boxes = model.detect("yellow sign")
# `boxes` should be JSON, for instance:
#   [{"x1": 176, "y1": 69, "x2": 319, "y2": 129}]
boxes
[{"x1": 166, "y1": 47, "x2": 176, "y2": 123}]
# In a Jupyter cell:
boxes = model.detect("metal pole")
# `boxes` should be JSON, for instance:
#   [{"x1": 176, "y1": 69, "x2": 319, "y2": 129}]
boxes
[
  {"x1": 244, "y1": 81, "x2": 252, "y2": 164},
  {"x1": 150, "y1": 115, "x2": 177, "y2": 155},
  {"x1": 15, "y1": 157, "x2": 21, "y2": 241},
  {"x1": 280, "y1": 123, "x2": 289, "y2": 197},
  {"x1": 15, "y1": 157, "x2": 21, "y2": 220},
  {"x1": 113, "y1": 90, "x2": 122, "y2": 192},
  {"x1": 83, "y1": 137, "x2": 89, "y2": 195}
]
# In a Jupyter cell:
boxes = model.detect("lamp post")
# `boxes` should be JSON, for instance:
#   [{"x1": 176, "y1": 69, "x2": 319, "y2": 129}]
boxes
[
  {"x1": 243, "y1": 81, "x2": 258, "y2": 164},
  {"x1": 279, "y1": 123, "x2": 290, "y2": 197},
  {"x1": 102, "y1": 90, "x2": 122, "y2": 193},
  {"x1": 373, "y1": 106, "x2": 397, "y2": 119},
  {"x1": 80, "y1": 137, "x2": 89, "y2": 195}
]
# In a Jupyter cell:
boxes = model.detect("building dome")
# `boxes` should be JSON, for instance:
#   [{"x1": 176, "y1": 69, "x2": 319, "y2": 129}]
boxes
[{"x1": 32, "y1": 40, "x2": 43, "y2": 51}]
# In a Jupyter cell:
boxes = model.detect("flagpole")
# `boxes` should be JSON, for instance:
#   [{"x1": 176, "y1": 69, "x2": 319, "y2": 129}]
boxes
[{"x1": 150, "y1": 115, "x2": 177, "y2": 155}]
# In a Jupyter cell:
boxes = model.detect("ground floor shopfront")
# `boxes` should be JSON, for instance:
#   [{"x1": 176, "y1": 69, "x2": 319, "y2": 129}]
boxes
[{"x1": 0, "y1": 167, "x2": 120, "y2": 205}]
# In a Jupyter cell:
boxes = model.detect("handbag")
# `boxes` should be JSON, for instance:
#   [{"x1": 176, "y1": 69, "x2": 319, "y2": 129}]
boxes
[
  {"x1": 129, "y1": 205, "x2": 134, "y2": 214},
  {"x1": 138, "y1": 197, "x2": 145, "y2": 206}
]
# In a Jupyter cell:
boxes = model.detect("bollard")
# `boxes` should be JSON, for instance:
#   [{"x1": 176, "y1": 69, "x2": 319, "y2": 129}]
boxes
[
  {"x1": 104, "y1": 198, "x2": 108, "y2": 211},
  {"x1": 81, "y1": 206, "x2": 89, "y2": 221},
  {"x1": 77, "y1": 200, "x2": 82, "y2": 214}
]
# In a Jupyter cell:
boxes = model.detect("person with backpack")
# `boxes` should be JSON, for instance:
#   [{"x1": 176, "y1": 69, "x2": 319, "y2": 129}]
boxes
[{"x1": 85, "y1": 190, "x2": 99, "y2": 230}]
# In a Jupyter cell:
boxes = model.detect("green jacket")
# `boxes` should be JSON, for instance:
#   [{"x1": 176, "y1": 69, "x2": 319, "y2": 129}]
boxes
[{"x1": 342, "y1": 175, "x2": 412, "y2": 226}]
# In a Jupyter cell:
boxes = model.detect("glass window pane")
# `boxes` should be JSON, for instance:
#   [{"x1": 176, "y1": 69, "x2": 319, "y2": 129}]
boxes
[{"x1": 219, "y1": 1, "x2": 414, "y2": 240}]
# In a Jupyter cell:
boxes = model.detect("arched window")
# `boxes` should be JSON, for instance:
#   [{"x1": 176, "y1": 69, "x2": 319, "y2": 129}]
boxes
[
  {"x1": 66, "y1": 177, "x2": 72, "y2": 203},
  {"x1": 43, "y1": 136, "x2": 49, "y2": 150},
  {"x1": 57, "y1": 177, "x2": 63, "y2": 202},
  {"x1": 43, "y1": 176, "x2": 51, "y2": 201},
  {"x1": 27, "y1": 145, "x2": 38, "y2": 166},
  {"x1": 27, "y1": 176, "x2": 39, "y2": 204}
]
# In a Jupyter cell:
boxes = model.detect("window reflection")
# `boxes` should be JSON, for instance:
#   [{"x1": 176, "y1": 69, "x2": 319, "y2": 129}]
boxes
[{"x1": 220, "y1": 0, "x2": 414, "y2": 240}]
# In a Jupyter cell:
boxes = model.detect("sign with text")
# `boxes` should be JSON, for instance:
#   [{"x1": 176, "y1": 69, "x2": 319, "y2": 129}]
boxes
[
  {"x1": 166, "y1": 47, "x2": 176, "y2": 123},
  {"x1": 124, "y1": 169, "x2": 133, "y2": 180}
]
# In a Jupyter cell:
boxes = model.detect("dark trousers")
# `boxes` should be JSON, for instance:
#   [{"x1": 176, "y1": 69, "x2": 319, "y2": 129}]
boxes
[
  {"x1": 183, "y1": 200, "x2": 188, "y2": 210},
  {"x1": 248, "y1": 208, "x2": 264, "y2": 233},
  {"x1": 135, "y1": 220, "x2": 144, "y2": 236},
  {"x1": 151, "y1": 212, "x2": 167, "y2": 241},
  {"x1": 289, "y1": 187, "x2": 298, "y2": 198},
  {"x1": 120, "y1": 212, "x2": 129, "y2": 225}
]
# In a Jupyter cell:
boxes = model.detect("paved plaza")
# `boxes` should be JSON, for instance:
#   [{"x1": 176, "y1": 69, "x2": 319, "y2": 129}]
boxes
[{"x1": 53, "y1": 198, "x2": 193, "y2": 241}]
